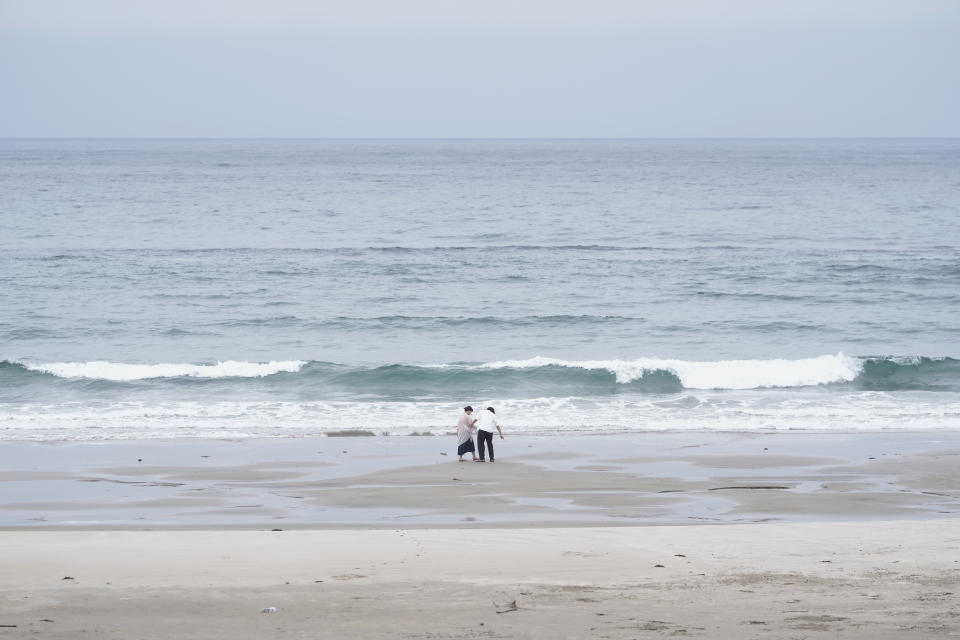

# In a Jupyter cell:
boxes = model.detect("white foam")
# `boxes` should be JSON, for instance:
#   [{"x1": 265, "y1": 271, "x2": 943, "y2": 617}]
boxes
[
  {"x1": 1, "y1": 391, "x2": 959, "y2": 441},
  {"x1": 23, "y1": 360, "x2": 307, "y2": 381},
  {"x1": 479, "y1": 353, "x2": 864, "y2": 389}
]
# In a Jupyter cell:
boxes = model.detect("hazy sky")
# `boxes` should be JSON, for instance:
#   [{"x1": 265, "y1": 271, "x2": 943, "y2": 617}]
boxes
[{"x1": 2, "y1": 0, "x2": 958, "y2": 137}]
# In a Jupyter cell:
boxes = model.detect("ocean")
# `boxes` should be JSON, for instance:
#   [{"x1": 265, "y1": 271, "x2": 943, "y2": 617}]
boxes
[{"x1": 1, "y1": 138, "x2": 958, "y2": 440}]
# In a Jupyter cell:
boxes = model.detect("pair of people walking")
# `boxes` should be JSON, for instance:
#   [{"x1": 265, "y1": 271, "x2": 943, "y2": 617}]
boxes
[{"x1": 456, "y1": 405, "x2": 504, "y2": 462}]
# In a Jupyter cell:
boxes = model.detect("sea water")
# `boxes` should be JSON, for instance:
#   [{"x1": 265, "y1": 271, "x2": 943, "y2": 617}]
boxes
[{"x1": 1, "y1": 139, "x2": 958, "y2": 439}]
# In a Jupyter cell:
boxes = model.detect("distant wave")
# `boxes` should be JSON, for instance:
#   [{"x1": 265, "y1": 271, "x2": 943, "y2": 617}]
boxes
[
  {"x1": 310, "y1": 314, "x2": 638, "y2": 329},
  {"x1": 4, "y1": 354, "x2": 959, "y2": 397},
  {"x1": 193, "y1": 314, "x2": 640, "y2": 331},
  {"x1": 24, "y1": 244, "x2": 739, "y2": 258},
  {"x1": 16, "y1": 360, "x2": 306, "y2": 381}
]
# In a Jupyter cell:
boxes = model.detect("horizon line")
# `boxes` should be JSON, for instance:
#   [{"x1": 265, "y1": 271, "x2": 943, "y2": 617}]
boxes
[{"x1": 2, "y1": 136, "x2": 959, "y2": 142}]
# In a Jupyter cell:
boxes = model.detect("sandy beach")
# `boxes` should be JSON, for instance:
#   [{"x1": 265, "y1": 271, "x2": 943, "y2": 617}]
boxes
[{"x1": 1, "y1": 432, "x2": 959, "y2": 638}]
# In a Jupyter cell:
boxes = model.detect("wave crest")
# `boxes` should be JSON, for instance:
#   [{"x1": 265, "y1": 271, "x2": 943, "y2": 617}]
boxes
[
  {"x1": 478, "y1": 353, "x2": 863, "y2": 390},
  {"x1": 20, "y1": 360, "x2": 307, "y2": 381},
  {"x1": 3, "y1": 354, "x2": 958, "y2": 395}
]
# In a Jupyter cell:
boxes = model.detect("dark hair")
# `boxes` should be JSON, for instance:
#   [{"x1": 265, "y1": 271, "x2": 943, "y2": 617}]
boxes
[
  {"x1": 486, "y1": 406, "x2": 495, "y2": 414},
  {"x1": 463, "y1": 406, "x2": 473, "y2": 412}
]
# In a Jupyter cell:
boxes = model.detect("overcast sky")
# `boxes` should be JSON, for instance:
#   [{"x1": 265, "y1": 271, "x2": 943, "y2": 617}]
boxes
[{"x1": 2, "y1": 0, "x2": 958, "y2": 137}]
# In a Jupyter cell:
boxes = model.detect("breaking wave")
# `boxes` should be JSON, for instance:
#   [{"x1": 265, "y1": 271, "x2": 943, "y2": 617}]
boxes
[
  {"x1": 2, "y1": 354, "x2": 959, "y2": 400},
  {"x1": 16, "y1": 359, "x2": 307, "y2": 381}
]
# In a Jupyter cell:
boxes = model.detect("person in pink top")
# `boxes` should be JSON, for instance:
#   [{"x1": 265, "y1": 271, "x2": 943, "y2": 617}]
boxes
[{"x1": 456, "y1": 406, "x2": 478, "y2": 462}]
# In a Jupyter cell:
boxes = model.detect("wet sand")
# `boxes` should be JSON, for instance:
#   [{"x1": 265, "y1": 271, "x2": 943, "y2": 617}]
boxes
[
  {"x1": 2, "y1": 431, "x2": 958, "y2": 527},
  {"x1": 1, "y1": 431, "x2": 958, "y2": 638}
]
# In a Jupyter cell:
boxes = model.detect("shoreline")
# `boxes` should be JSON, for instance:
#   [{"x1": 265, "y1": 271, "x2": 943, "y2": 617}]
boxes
[{"x1": 9, "y1": 424, "x2": 960, "y2": 440}]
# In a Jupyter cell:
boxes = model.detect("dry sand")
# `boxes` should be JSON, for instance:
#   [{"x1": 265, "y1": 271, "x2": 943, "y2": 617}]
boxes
[
  {"x1": 2, "y1": 523, "x2": 959, "y2": 639},
  {"x1": 1, "y1": 432, "x2": 958, "y2": 638}
]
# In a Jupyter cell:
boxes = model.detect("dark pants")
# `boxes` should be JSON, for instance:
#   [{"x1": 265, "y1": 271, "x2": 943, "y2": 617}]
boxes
[
  {"x1": 477, "y1": 429, "x2": 494, "y2": 461},
  {"x1": 457, "y1": 438, "x2": 475, "y2": 457}
]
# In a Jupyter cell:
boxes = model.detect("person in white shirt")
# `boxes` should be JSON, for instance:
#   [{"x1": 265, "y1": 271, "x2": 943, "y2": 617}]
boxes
[
  {"x1": 456, "y1": 406, "x2": 478, "y2": 462},
  {"x1": 475, "y1": 406, "x2": 504, "y2": 462}
]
